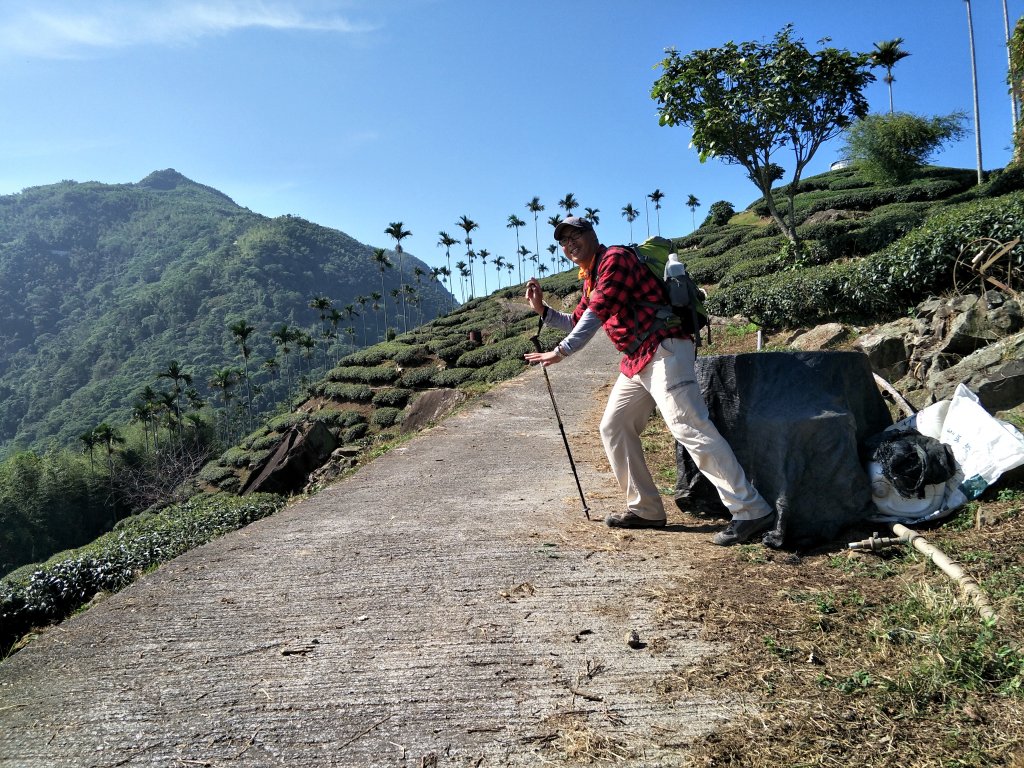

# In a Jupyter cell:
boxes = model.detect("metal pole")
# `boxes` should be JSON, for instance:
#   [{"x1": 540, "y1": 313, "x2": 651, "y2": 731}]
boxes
[
  {"x1": 530, "y1": 321, "x2": 590, "y2": 520},
  {"x1": 965, "y1": 0, "x2": 984, "y2": 185}
]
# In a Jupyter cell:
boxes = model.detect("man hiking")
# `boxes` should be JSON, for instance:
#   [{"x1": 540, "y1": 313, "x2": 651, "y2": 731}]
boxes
[{"x1": 523, "y1": 216, "x2": 775, "y2": 546}]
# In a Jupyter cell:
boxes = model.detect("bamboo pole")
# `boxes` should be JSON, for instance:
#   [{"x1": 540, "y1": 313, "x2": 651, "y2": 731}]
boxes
[{"x1": 892, "y1": 523, "x2": 997, "y2": 623}]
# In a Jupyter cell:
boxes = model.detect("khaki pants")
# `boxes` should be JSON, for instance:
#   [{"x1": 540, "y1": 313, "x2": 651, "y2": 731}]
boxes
[{"x1": 599, "y1": 338, "x2": 771, "y2": 522}]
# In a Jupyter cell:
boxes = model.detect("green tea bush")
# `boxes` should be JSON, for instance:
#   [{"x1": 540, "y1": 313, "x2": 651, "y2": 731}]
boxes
[
  {"x1": 437, "y1": 340, "x2": 476, "y2": 365},
  {"x1": 337, "y1": 342, "x2": 409, "y2": 366},
  {"x1": 342, "y1": 423, "x2": 368, "y2": 443},
  {"x1": 0, "y1": 493, "x2": 283, "y2": 653},
  {"x1": 425, "y1": 333, "x2": 464, "y2": 353},
  {"x1": 984, "y1": 165, "x2": 1024, "y2": 197},
  {"x1": 370, "y1": 407, "x2": 402, "y2": 428},
  {"x1": 431, "y1": 367, "x2": 475, "y2": 387},
  {"x1": 684, "y1": 253, "x2": 741, "y2": 284},
  {"x1": 456, "y1": 337, "x2": 533, "y2": 368},
  {"x1": 538, "y1": 270, "x2": 583, "y2": 299},
  {"x1": 397, "y1": 367, "x2": 438, "y2": 389},
  {"x1": 718, "y1": 255, "x2": 782, "y2": 287},
  {"x1": 249, "y1": 433, "x2": 281, "y2": 451},
  {"x1": 828, "y1": 176, "x2": 873, "y2": 191},
  {"x1": 854, "y1": 190, "x2": 1024, "y2": 311},
  {"x1": 196, "y1": 463, "x2": 236, "y2": 485},
  {"x1": 472, "y1": 358, "x2": 528, "y2": 383},
  {"x1": 265, "y1": 412, "x2": 309, "y2": 432},
  {"x1": 327, "y1": 365, "x2": 399, "y2": 386},
  {"x1": 308, "y1": 408, "x2": 358, "y2": 428},
  {"x1": 220, "y1": 446, "x2": 256, "y2": 468},
  {"x1": 314, "y1": 382, "x2": 373, "y2": 402},
  {"x1": 707, "y1": 260, "x2": 869, "y2": 327},
  {"x1": 844, "y1": 203, "x2": 935, "y2": 254},
  {"x1": 393, "y1": 345, "x2": 429, "y2": 367},
  {"x1": 371, "y1": 388, "x2": 413, "y2": 408}
]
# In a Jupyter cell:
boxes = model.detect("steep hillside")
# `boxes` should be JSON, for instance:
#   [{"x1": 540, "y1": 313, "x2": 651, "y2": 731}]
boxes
[{"x1": 0, "y1": 170, "x2": 452, "y2": 456}]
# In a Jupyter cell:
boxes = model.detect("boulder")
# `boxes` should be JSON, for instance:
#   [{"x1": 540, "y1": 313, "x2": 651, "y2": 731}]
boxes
[
  {"x1": 856, "y1": 290, "x2": 1024, "y2": 413},
  {"x1": 400, "y1": 388, "x2": 467, "y2": 433},
  {"x1": 853, "y1": 317, "x2": 915, "y2": 381},
  {"x1": 240, "y1": 420, "x2": 337, "y2": 496},
  {"x1": 788, "y1": 323, "x2": 848, "y2": 351},
  {"x1": 926, "y1": 333, "x2": 1024, "y2": 412}
]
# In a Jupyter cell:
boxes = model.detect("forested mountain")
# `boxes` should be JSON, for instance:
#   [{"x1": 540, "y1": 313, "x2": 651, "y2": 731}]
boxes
[{"x1": 0, "y1": 169, "x2": 453, "y2": 457}]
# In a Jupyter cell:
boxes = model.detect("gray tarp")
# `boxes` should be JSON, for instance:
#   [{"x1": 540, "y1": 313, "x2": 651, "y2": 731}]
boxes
[{"x1": 675, "y1": 351, "x2": 893, "y2": 548}]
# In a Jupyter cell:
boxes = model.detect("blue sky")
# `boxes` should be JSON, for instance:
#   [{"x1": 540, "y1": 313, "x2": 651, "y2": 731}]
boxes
[{"x1": 0, "y1": 0, "x2": 1021, "y2": 284}]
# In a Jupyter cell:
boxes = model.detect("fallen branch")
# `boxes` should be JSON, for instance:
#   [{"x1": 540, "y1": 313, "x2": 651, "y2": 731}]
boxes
[{"x1": 872, "y1": 373, "x2": 916, "y2": 419}]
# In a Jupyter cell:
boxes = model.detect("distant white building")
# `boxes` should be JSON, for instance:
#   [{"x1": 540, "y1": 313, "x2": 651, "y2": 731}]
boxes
[{"x1": 830, "y1": 159, "x2": 852, "y2": 171}]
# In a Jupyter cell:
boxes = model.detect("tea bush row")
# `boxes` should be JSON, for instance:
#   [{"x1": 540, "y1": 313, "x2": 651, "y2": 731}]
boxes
[
  {"x1": 707, "y1": 191, "x2": 1024, "y2": 327},
  {"x1": 0, "y1": 493, "x2": 283, "y2": 654}
]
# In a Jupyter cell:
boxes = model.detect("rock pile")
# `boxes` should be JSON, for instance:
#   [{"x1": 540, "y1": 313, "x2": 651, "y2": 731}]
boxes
[{"x1": 854, "y1": 290, "x2": 1024, "y2": 415}]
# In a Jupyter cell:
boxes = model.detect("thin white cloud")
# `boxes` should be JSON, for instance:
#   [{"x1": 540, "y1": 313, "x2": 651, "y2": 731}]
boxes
[{"x1": 0, "y1": 1, "x2": 377, "y2": 59}]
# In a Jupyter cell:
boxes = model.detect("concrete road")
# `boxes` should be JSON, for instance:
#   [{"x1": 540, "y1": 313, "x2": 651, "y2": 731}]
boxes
[{"x1": 0, "y1": 334, "x2": 737, "y2": 767}]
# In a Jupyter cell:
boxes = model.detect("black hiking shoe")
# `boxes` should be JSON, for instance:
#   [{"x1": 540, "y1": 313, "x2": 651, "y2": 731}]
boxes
[
  {"x1": 711, "y1": 512, "x2": 776, "y2": 546},
  {"x1": 604, "y1": 511, "x2": 667, "y2": 529}
]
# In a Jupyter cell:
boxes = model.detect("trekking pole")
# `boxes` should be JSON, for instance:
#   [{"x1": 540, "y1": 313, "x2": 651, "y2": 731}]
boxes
[{"x1": 530, "y1": 318, "x2": 590, "y2": 520}]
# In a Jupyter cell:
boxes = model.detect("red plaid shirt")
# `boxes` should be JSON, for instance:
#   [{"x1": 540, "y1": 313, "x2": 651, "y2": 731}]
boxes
[{"x1": 572, "y1": 244, "x2": 686, "y2": 378}]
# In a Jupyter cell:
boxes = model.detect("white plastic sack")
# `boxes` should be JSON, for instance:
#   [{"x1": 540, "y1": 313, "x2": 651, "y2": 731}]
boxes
[{"x1": 869, "y1": 384, "x2": 1024, "y2": 524}]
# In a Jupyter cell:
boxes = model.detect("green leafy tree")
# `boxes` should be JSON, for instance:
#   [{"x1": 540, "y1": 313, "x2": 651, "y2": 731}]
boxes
[
  {"x1": 652, "y1": 24, "x2": 874, "y2": 247},
  {"x1": 842, "y1": 111, "x2": 967, "y2": 183},
  {"x1": 871, "y1": 38, "x2": 911, "y2": 114},
  {"x1": 703, "y1": 200, "x2": 735, "y2": 228},
  {"x1": 583, "y1": 207, "x2": 600, "y2": 225}
]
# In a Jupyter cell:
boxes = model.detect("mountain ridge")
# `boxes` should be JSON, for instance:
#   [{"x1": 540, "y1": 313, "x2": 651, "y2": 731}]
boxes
[{"x1": 0, "y1": 170, "x2": 453, "y2": 457}]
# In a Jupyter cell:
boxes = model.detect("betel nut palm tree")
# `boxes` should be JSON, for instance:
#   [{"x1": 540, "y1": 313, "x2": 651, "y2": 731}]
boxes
[
  {"x1": 686, "y1": 194, "x2": 700, "y2": 231},
  {"x1": 228, "y1": 319, "x2": 255, "y2": 430},
  {"x1": 506, "y1": 213, "x2": 526, "y2": 284},
  {"x1": 526, "y1": 197, "x2": 544, "y2": 271},
  {"x1": 384, "y1": 222, "x2": 412, "y2": 330},
  {"x1": 648, "y1": 189, "x2": 665, "y2": 235},
  {"x1": 621, "y1": 203, "x2": 639, "y2": 242},
  {"x1": 371, "y1": 247, "x2": 392, "y2": 333},
  {"x1": 456, "y1": 215, "x2": 478, "y2": 299},
  {"x1": 558, "y1": 193, "x2": 579, "y2": 216},
  {"x1": 436, "y1": 231, "x2": 460, "y2": 312},
  {"x1": 871, "y1": 37, "x2": 911, "y2": 114}
]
